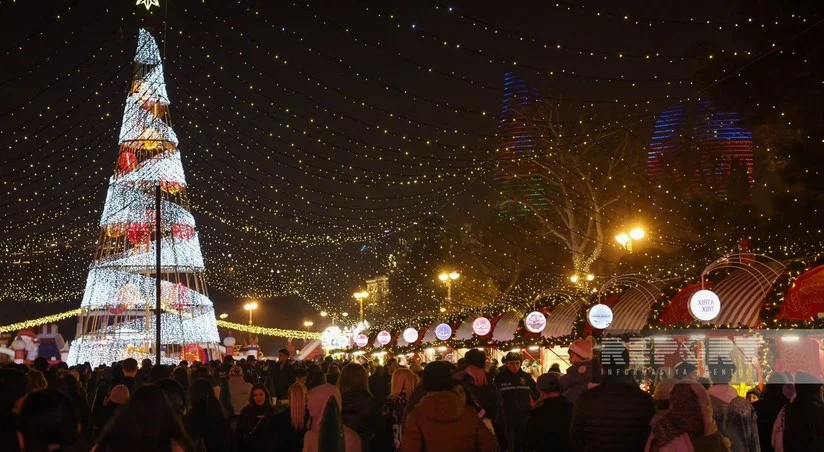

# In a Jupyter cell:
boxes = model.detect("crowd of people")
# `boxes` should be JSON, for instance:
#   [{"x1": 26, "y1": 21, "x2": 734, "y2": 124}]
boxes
[{"x1": 1, "y1": 339, "x2": 823, "y2": 451}]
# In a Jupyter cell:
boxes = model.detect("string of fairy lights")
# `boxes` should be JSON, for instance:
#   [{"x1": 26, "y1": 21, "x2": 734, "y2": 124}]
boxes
[{"x1": 0, "y1": 0, "x2": 821, "y2": 336}]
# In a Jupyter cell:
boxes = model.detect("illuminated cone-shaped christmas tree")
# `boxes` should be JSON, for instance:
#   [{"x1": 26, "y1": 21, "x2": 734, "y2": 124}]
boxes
[{"x1": 68, "y1": 29, "x2": 219, "y2": 366}]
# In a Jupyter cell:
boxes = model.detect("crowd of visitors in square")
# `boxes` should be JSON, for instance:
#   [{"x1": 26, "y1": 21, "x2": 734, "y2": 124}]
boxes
[{"x1": 1, "y1": 338, "x2": 822, "y2": 451}]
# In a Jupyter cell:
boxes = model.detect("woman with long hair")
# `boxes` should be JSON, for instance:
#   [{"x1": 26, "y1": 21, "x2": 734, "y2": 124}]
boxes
[
  {"x1": 183, "y1": 378, "x2": 231, "y2": 452},
  {"x1": 337, "y1": 362, "x2": 379, "y2": 450},
  {"x1": 378, "y1": 368, "x2": 418, "y2": 451},
  {"x1": 306, "y1": 364, "x2": 327, "y2": 390},
  {"x1": 94, "y1": 384, "x2": 195, "y2": 452},
  {"x1": 276, "y1": 382, "x2": 308, "y2": 451},
  {"x1": 236, "y1": 383, "x2": 277, "y2": 451},
  {"x1": 303, "y1": 384, "x2": 361, "y2": 452}
]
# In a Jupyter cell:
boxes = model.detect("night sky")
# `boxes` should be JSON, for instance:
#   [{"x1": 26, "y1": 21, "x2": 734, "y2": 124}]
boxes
[{"x1": 0, "y1": 0, "x2": 784, "y2": 350}]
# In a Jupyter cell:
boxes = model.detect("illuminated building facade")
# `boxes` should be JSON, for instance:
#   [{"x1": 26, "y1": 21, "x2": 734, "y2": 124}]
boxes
[
  {"x1": 648, "y1": 100, "x2": 754, "y2": 195},
  {"x1": 494, "y1": 72, "x2": 550, "y2": 215}
]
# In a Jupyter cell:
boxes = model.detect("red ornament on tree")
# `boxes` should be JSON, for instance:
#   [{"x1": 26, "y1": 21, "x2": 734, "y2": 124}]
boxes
[
  {"x1": 126, "y1": 223, "x2": 150, "y2": 246},
  {"x1": 172, "y1": 223, "x2": 195, "y2": 240},
  {"x1": 117, "y1": 151, "x2": 138, "y2": 173}
]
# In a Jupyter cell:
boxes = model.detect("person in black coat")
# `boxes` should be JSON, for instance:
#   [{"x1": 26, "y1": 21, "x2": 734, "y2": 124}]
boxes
[
  {"x1": 337, "y1": 363, "x2": 380, "y2": 451},
  {"x1": 523, "y1": 372, "x2": 573, "y2": 452},
  {"x1": 781, "y1": 371, "x2": 824, "y2": 452},
  {"x1": 267, "y1": 349, "x2": 295, "y2": 400},
  {"x1": 568, "y1": 342, "x2": 656, "y2": 452},
  {"x1": 752, "y1": 372, "x2": 790, "y2": 452},
  {"x1": 236, "y1": 383, "x2": 278, "y2": 452},
  {"x1": 184, "y1": 378, "x2": 232, "y2": 452},
  {"x1": 495, "y1": 352, "x2": 538, "y2": 452}
]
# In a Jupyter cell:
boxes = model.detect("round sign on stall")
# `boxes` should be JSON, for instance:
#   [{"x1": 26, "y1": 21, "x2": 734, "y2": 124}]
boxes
[
  {"x1": 376, "y1": 330, "x2": 392, "y2": 345},
  {"x1": 435, "y1": 323, "x2": 452, "y2": 340},
  {"x1": 472, "y1": 317, "x2": 492, "y2": 336},
  {"x1": 689, "y1": 289, "x2": 721, "y2": 321},
  {"x1": 402, "y1": 328, "x2": 419, "y2": 344},
  {"x1": 354, "y1": 334, "x2": 369, "y2": 348},
  {"x1": 587, "y1": 304, "x2": 613, "y2": 329},
  {"x1": 524, "y1": 311, "x2": 547, "y2": 333}
]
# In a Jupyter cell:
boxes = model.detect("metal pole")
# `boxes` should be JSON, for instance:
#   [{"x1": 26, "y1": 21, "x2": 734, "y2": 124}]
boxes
[
  {"x1": 155, "y1": 185, "x2": 162, "y2": 365},
  {"x1": 359, "y1": 300, "x2": 364, "y2": 324},
  {"x1": 248, "y1": 309, "x2": 253, "y2": 343}
]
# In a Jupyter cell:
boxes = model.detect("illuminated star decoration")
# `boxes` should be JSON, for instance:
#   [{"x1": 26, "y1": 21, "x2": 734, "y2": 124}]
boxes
[{"x1": 136, "y1": 0, "x2": 160, "y2": 10}]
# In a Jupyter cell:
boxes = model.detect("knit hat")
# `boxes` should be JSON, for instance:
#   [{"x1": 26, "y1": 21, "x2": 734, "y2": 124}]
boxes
[
  {"x1": 464, "y1": 349, "x2": 486, "y2": 369},
  {"x1": 537, "y1": 372, "x2": 562, "y2": 393},
  {"x1": 504, "y1": 352, "x2": 522, "y2": 363},
  {"x1": 109, "y1": 384, "x2": 130, "y2": 404},
  {"x1": 674, "y1": 361, "x2": 697, "y2": 378},
  {"x1": 423, "y1": 361, "x2": 454, "y2": 392},
  {"x1": 568, "y1": 338, "x2": 593, "y2": 360}
]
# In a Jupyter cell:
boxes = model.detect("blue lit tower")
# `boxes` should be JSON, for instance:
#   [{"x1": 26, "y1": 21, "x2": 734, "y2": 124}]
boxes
[
  {"x1": 648, "y1": 100, "x2": 753, "y2": 195},
  {"x1": 494, "y1": 72, "x2": 549, "y2": 214}
]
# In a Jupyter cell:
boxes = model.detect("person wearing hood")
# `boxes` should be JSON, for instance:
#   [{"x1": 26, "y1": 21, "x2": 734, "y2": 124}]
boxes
[
  {"x1": 93, "y1": 384, "x2": 130, "y2": 437},
  {"x1": 236, "y1": 383, "x2": 277, "y2": 451},
  {"x1": 400, "y1": 360, "x2": 496, "y2": 452},
  {"x1": 227, "y1": 365, "x2": 253, "y2": 416},
  {"x1": 569, "y1": 342, "x2": 656, "y2": 452},
  {"x1": 561, "y1": 337, "x2": 600, "y2": 404},
  {"x1": 337, "y1": 362, "x2": 379, "y2": 450},
  {"x1": 772, "y1": 371, "x2": 824, "y2": 452},
  {"x1": 453, "y1": 348, "x2": 507, "y2": 450},
  {"x1": 752, "y1": 372, "x2": 790, "y2": 452},
  {"x1": 303, "y1": 383, "x2": 362, "y2": 452},
  {"x1": 645, "y1": 381, "x2": 731, "y2": 452},
  {"x1": 706, "y1": 358, "x2": 760, "y2": 452}
]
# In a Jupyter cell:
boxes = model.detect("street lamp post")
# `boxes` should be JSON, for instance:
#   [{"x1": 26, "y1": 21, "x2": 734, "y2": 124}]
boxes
[
  {"x1": 615, "y1": 226, "x2": 645, "y2": 252},
  {"x1": 243, "y1": 301, "x2": 258, "y2": 343},
  {"x1": 438, "y1": 271, "x2": 460, "y2": 312},
  {"x1": 353, "y1": 291, "x2": 369, "y2": 323}
]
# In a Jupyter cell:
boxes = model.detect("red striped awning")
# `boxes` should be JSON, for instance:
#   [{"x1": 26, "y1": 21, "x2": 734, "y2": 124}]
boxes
[
  {"x1": 660, "y1": 282, "x2": 713, "y2": 325},
  {"x1": 710, "y1": 262, "x2": 785, "y2": 327},
  {"x1": 779, "y1": 265, "x2": 824, "y2": 321},
  {"x1": 608, "y1": 282, "x2": 666, "y2": 333},
  {"x1": 454, "y1": 315, "x2": 475, "y2": 340},
  {"x1": 543, "y1": 298, "x2": 583, "y2": 339},
  {"x1": 492, "y1": 310, "x2": 523, "y2": 341},
  {"x1": 420, "y1": 321, "x2": 441, "y2": 343}
]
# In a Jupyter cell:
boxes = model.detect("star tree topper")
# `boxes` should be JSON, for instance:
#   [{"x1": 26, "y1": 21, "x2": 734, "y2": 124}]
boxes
[{"x1": 136, "y1": 0, "x2": 160, "y2": 10}]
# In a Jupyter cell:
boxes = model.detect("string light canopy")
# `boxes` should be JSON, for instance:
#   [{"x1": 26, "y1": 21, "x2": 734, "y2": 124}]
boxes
[{"x1": 0, "y1": 0, "x2": 821, "y2": 331}]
